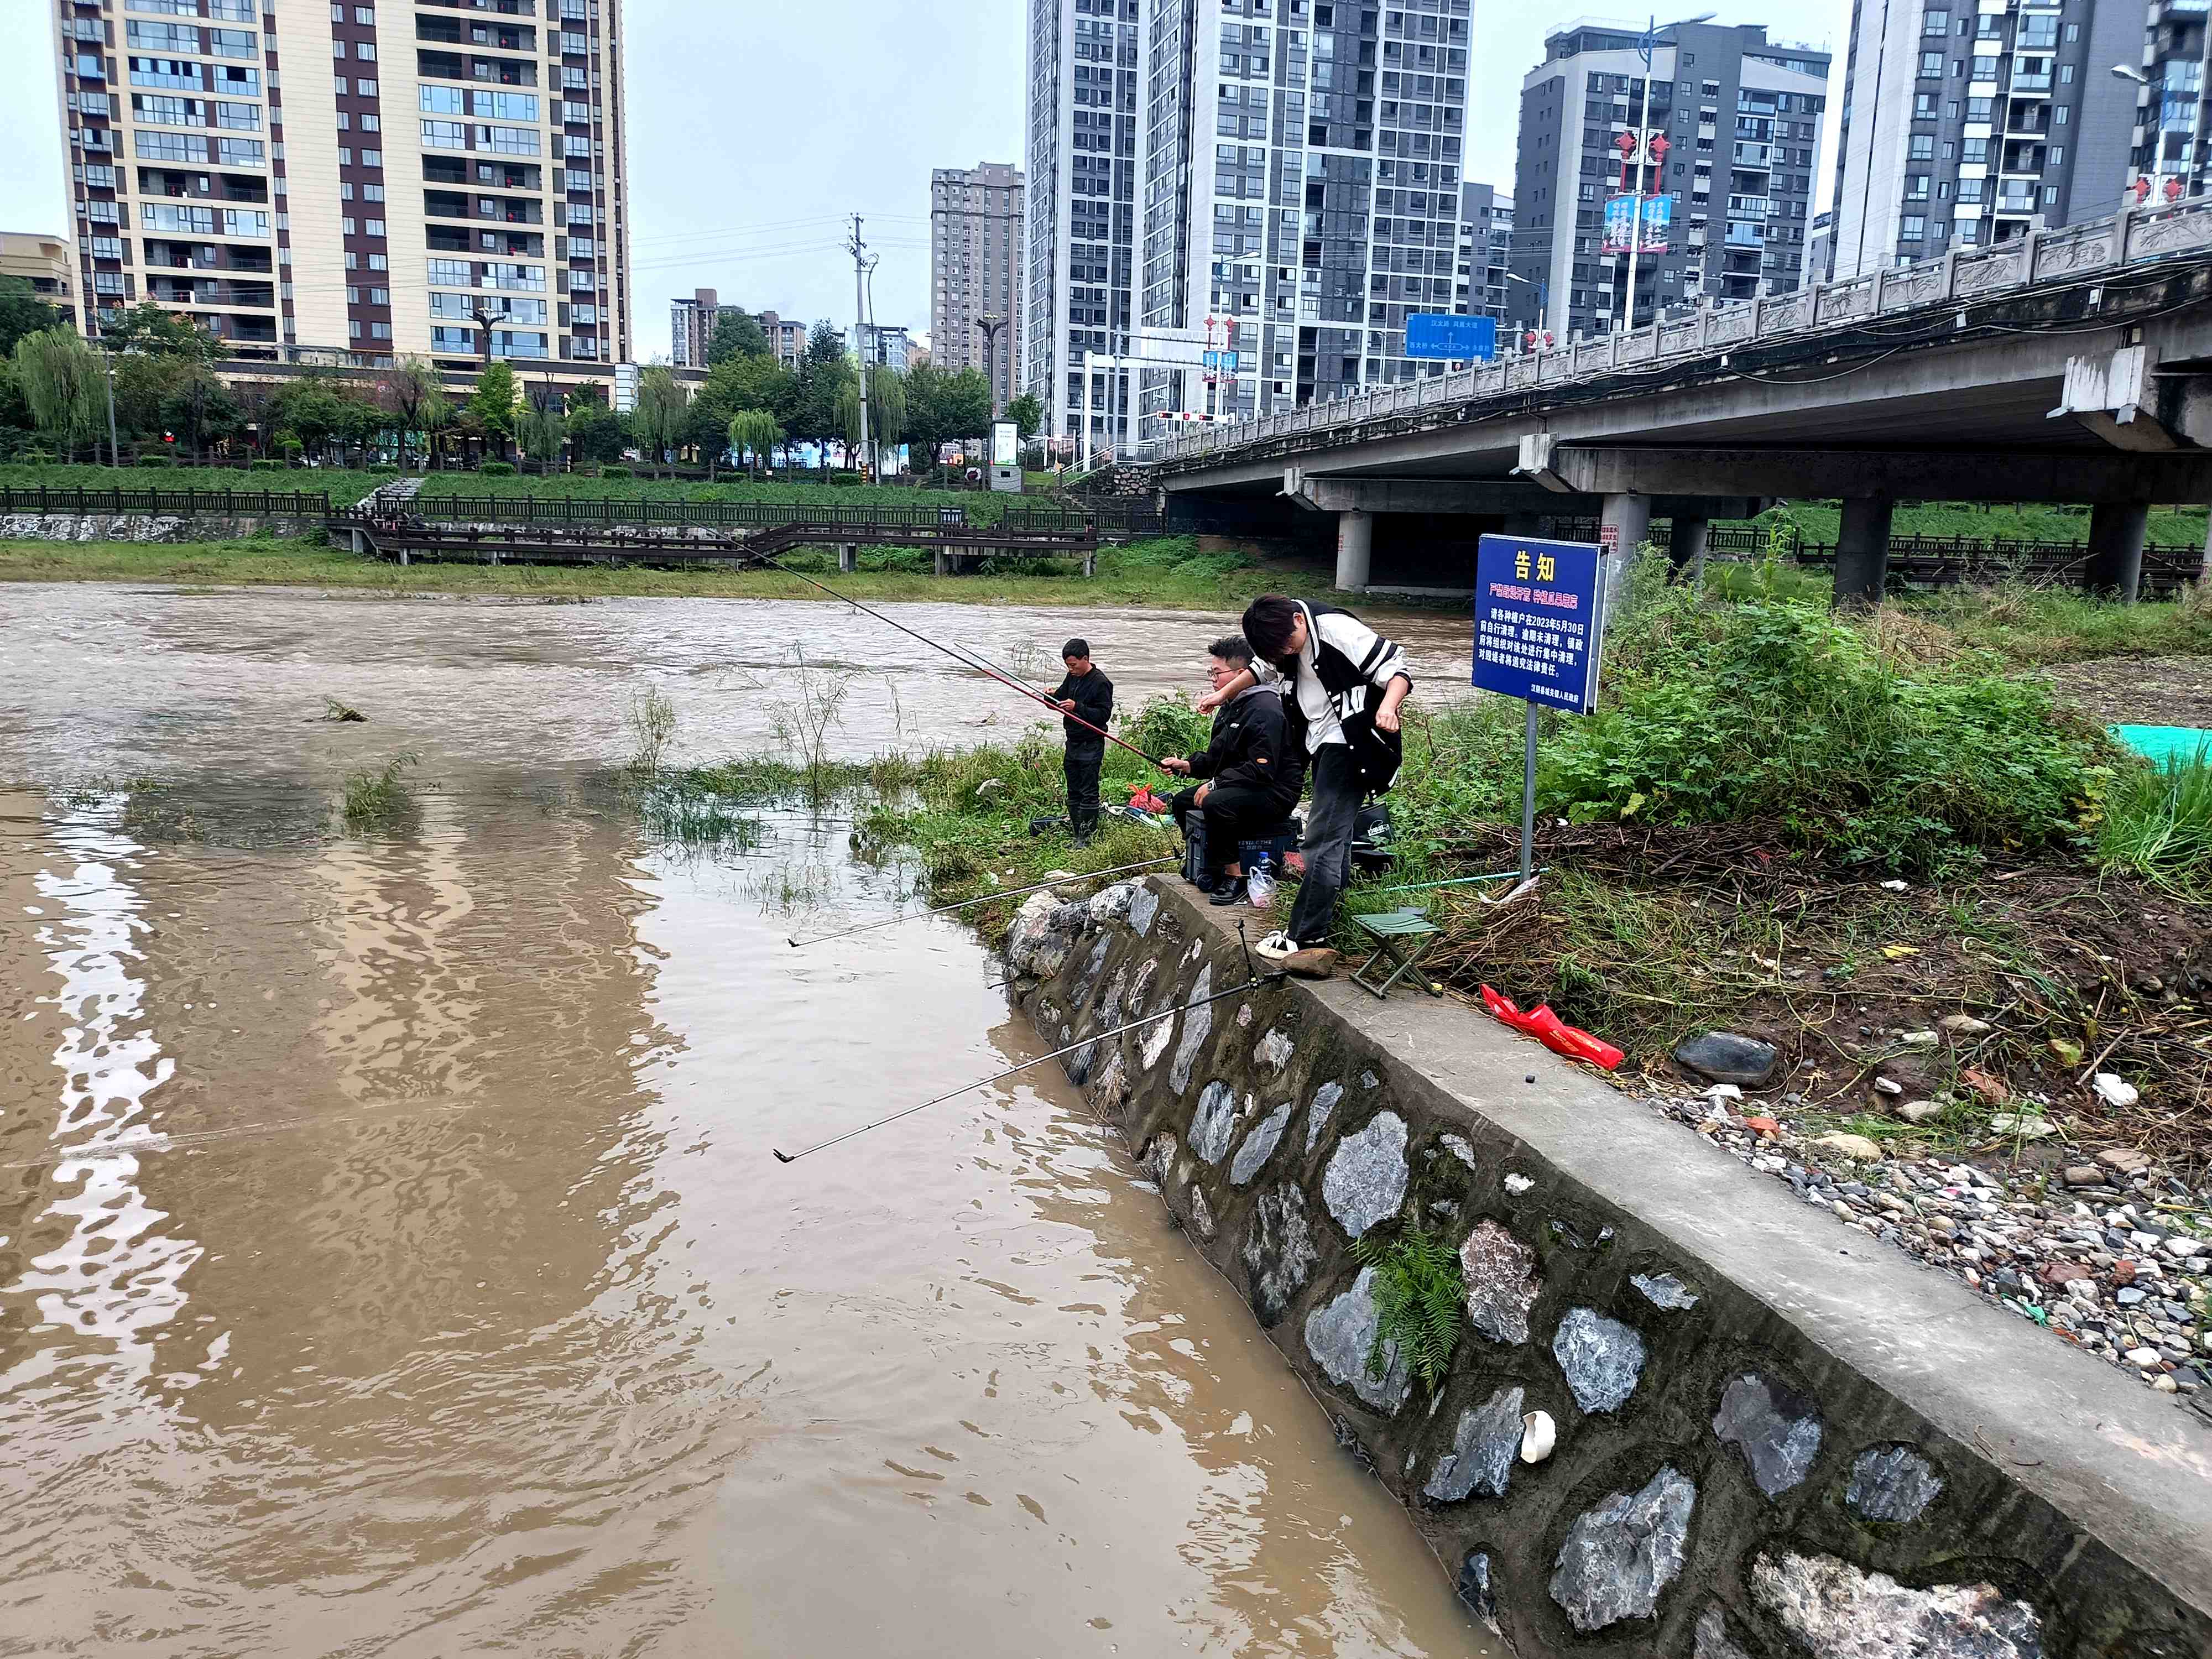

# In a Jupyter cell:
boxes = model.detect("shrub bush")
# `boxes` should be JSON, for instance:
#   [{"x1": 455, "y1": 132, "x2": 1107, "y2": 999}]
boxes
[
  {"x1": 2099, "y1": 744, "x2": 2212, "y2": 896},
  {"x1": 134, "y1": 454, "x2": 175, "y2": 468},
  {"x1": 827, "y1": 469, "x2": 862, "y2": 485},
  {"x1": 248, "y1": 458, "x2": 282, "y2": 472},
  {"x1": 368, "y1": 463, "x2": 399, "y2": 476},
  {"x1": 477, "y1": 460, "x2": 517, "y2": 476},
  {"x1": 597, "y1": 465, "x2": 633, "y2": 479},
  {"x1": 1540, "y1": 578, "x2": 2098, "y2": 872}
]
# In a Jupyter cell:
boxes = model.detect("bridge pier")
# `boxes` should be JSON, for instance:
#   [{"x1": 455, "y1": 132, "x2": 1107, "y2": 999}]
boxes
[
  {"x1": 1334, "y1": 509, "x2": 1373, "y2": 592},
  {"x1": 1599, "y1": 492, "x2": 1649, "y2": 620},
  {"x1": 1666, "y1": 514, "x2": 1710, "y2": 588},
  {"x1": 839, "y1": 542, "x2": 857, "y2": 573},
  {"x1": 1834, "y1": 497, "x2": 1894, "y2": 606},
  {"x1": 2087, "y1": 500, "x2": 2148, "y2": 603},
  {"x1": 934, "y1": 549, "x2": 950, "y2": 577}
]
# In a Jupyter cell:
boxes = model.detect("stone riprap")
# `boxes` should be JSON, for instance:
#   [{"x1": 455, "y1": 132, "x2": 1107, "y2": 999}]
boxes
[
  {"x1": 1, "y1": 509, "x2": 323, "y2": 541},
  {"x1": 1010, "y1": 876, "x2": 2212, "y2": 1656}
]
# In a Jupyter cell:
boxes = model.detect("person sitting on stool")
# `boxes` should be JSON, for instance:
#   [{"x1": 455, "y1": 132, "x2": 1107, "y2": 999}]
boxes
[
  {"x1": 1160, "y1": 634, "x2": 1301, "y2": 906},
  {"x1": 1052, "y1": 638, "x2": 1114, "y2": 847}
]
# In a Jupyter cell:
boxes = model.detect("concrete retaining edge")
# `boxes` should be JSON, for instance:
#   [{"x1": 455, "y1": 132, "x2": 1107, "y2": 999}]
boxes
[{"x1": 1011, "y1": 875, "x2": 2212, "y2": 1657}]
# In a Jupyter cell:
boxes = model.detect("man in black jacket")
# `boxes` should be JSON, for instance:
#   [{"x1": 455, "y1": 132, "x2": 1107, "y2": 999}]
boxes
[
  {"x1": 1052, "y1": 638, "x2": 1114, "y2": 847},
  {"x1": 1161, "y1": 635, "x2": 1300, "y2": 905}
]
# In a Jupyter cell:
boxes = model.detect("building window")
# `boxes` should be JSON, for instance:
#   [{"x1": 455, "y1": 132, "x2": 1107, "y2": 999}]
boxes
[
  {"x1": 1900, "y1": 215, "x2": 1926, "y2": 239},
  {"x1": 1919, "y1": 51, "x2": 1943, "y2": 77},
  {"x1": 1908, "y1": 133, "x2": 1934, "y2": 160},
  {"x1": 1922, "y1": 8, "x2": 1948, "y2": 35}
]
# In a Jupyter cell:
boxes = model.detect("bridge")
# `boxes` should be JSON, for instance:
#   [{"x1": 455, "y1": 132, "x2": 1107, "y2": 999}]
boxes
[{"x1": 1147, "y1": 198, "x2": 2212, "y2": 603}]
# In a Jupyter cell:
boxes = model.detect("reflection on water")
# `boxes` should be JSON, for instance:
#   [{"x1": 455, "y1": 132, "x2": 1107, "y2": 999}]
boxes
[{"x1": 0, "y1": 589, "x2": 1490, "y2": 1657}]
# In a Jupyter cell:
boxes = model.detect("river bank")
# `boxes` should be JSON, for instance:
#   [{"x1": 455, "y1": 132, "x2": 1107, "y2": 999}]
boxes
[{"x1": 0, "y1": 532, "x2": 1354, "y2": 608}]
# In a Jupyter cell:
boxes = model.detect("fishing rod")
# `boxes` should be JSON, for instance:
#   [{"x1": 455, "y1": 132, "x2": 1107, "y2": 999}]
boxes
[
  {"x1": 772, "y1": 970, "x2": 1281, "y2": 1163},
  {"x1": 763, "y1": 558, "x2": 1170, "y2": 770},
  {"x1": 785, "y1": 855, "x2": 1177, "y2": 948},
  {"x1": 1360, "y1": 866, "x2": 1547, "y2": 897}
]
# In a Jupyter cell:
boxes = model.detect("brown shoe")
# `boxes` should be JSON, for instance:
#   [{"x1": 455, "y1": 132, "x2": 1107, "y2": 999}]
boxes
[{"x1": 1281, "y1": 946, "x2": 1340, "y2": 979}]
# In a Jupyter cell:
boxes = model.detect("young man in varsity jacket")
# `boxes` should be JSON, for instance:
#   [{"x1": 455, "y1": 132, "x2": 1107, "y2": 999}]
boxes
[{"x1": 1204, "y1": 595, "x2": 1411, "y2": 978}]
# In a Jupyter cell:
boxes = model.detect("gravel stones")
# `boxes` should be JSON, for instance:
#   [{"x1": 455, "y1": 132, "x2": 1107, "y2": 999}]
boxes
[
  {"x1": 1423, "y1": 1385, "x2": 1524, "y2": 1504},
  {"x1": 1303, "y1": 1267, "x2": 1412, "y2": 1414},
  {"x1": 1228, "y1": 1100, "x2": 1294, "y2": 1186},
  {"x1": 1750, "y1": 1551, "x2": 2041, "y2": 1659},
  {"x1": 1674, "y1": 1030, "x2": 1780, "y2": 1087},
  {"x1": 1305, "y1": 1079, "x2": 1344, "y2": 1153},
  {"x1": 1240, "y1": 1183, "x2": 1319, "y2": 1327},
  {"x1": 1460, "y1": 1220, "x2": 1541, "y2": 1346},
  {"x1": 1455, "y1": 1550, "x2": 1500, "y2": 1632},
  {"x1": 1631, "y1": 1271, "x2": 1700, "y2": 1311},
  {"x1": 1321, "y1": 1112, "x2": 1409, "y2": 1239},
  {"x1": 1440, "y1": 1133, "x2": 1477, "y2": 1170},
  {"x1": 1190, "y1": 1081, "x2": 1244, "y2": 1165},
  {"x1": 1845, "y1": 1445, "x2": 1944, "y2": 1523},
  {"x1": 1712, "y1": 1374, "x2": 1824, "y2": 1498},
  {"x1": 1816, "y1": 1132, "x2": 1883, "y2": 1161},
  {"x1": 1549, "y1": 1465, "x2": 1697, "y2": 1632},
  {"x1": 1167, "y1": 964, "x2": 1216, "y2": 1094},
  {"x1": 1552, "y1": 1308, "x2": 1646, "y2": 1413}
]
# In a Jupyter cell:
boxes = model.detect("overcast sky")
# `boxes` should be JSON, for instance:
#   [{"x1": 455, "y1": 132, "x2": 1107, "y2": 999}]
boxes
[{"x1": 0, "y1": 0, "x2": 1848, "y2": 357}]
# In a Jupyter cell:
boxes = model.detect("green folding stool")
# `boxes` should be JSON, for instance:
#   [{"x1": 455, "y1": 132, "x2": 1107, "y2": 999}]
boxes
[{"x1": 1347, "y1": 908, "x2": 1446, "y2": 1000}]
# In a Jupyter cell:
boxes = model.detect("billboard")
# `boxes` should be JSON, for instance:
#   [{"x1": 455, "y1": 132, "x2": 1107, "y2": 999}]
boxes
[
  {"x1": 990, "y1": 420, "x2": 1019, "y2": 468},
  {"x1": 1404, "y1": 313, "x2": 1498, "y2": 361},
  {"x1": 1601, "y1": 195, "x2": 1673, "y2": 255}
]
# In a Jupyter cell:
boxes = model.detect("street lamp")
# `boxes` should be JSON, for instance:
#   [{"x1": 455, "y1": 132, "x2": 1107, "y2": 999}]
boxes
[
  {"x1": 2112, "y1": 64, "x2": 2192, "y2": 208},
  {"x1": 1621, "y1": 12, "x2": 1715, "y2": 335},
  {"x1": 974, "y1": 314, "x2": 1008, "y2": 416}
]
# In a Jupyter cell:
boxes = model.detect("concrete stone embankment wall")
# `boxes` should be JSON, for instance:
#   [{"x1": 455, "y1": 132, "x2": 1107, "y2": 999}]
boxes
[
  {"x1": 1, "y1": 512, "x2": 320, "y2": 542},
  {"x1": 1008, "y1": 876, "x2": 2212, "y2": 1658}
]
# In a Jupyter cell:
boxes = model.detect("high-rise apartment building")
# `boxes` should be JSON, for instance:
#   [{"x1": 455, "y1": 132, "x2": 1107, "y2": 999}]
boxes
[
  {"x1": 48, "y1": 0, "x2": 632, "y2": 384},
  {"x1": 2128, "y1": 2, "x2": 2209, "y2": 203},
  {"x1": 1514, "y1": 22, "x2": 1830, "y2": 339},
  {"x1": 857, "y1": 321, "x2": 914, "y2": 372},
  {"x1": 931, "y1": 161, "x2": 1024, "y2": 410},
  {"x1": 756, "y1": 309, "x2": 808, "y2": 369},
  {"x1": 1026, "y1": 0, "x2": 1481, "y2": 449},
  {"x1": 671, "y1": 285, "x2": 742, "y2": 366},
  {"x1": 1457, "y1": 182, "x2": 1513, "y2": 327},
  {"x1": 1827, "y1": 0, "x2": 2137, "y2": 281}
]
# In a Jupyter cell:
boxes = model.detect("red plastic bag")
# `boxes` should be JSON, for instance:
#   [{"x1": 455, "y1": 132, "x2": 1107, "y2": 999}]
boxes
[
  {"x1": 1479, "y1": 985, "x2": 1625, "y2": 1072},
  {"x1": 1128, "y1": 786, "x2": 1172, "y2": 814}
]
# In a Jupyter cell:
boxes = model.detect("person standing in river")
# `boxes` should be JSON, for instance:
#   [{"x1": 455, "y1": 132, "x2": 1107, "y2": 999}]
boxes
[
  {"x1": 1052, "y1": 638, "x2": 1114, "y2": 847},
  {"x1": 1204, "y1": 596, "x2": 1410, "y2": 977}
]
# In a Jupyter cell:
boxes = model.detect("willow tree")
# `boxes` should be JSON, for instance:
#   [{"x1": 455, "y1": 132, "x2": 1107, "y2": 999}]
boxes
[
  {"x1": 514, "y1": 399, "x2": 567, "y2": 473},
  {"x1": 727, "y1": 408, "x2": 783, "y2": 478},
  {"x1": 835, "y1": 363, "x2": 905, "y2": 477},
  {"x1": 13, "y1": 327, "x2": 101, "y2": 462},
  {"x1": 632, "y1": 365, "x2": 688, "y2": 478}
]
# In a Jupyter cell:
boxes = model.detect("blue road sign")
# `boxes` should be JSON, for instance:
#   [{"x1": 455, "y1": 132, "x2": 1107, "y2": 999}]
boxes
[
  {"x1": 1404, "y1": 312, "x2": 1498, "y2": 361},
  {"x1": 1472, "y1": 534, "x2": 1608, "y2": 714}
]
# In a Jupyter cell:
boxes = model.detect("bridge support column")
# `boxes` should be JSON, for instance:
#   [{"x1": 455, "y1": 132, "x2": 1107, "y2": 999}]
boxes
[
  {"x1": 1599, "y1": 492, "x2": 1650, "y2": 622},
  {"x1": 1667, "y1": 514, "x2": 1710, "y2": 588},
  {"x1": 1834, "y1": 496, "x2": 1894, "y2": 607},
  {"x1": 839, "y1": 542, "x2": 857, "y2": 573},
  {"x1": 2088, "y1": 500, "x2": 2149, "y2": 603},
  {"x1": 934, "y1": 549, "x2": 950, "y2": 577},
  {"x1": 398, "y1": 547, "x2": 409, "y2": 567},
  {"x1": 1334, "y1": 509, "x2": 1372, "y2": 592}
]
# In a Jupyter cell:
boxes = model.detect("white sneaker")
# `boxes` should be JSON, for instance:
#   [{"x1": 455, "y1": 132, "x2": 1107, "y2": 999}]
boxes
[{"x1": 1254, "y1": 931, "x2": 1297, "y2": 963}]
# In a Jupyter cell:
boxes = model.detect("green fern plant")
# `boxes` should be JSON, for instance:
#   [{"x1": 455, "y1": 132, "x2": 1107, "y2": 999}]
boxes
[{"x1": 1353, "y1": 1224, "x2": 1464, "y2": 1392}]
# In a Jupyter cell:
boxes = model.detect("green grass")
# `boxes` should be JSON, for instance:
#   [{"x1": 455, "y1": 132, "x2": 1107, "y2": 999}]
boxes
[
  {"x1": 2099, "y1": 743, "x2": 2212, "y2": 896},
  {"x1": 0, "y1": 460, "x2": 389, "y2": 504},
  {"x1": 0, "y1": 532, "x2": 1335, "y2": 608},
  {"x1": 340, "y1": 751, "x2": 419, "y2": 833},
  {"x1": 1751, "y1": 498, "x2": 2209, "y2": 548}
]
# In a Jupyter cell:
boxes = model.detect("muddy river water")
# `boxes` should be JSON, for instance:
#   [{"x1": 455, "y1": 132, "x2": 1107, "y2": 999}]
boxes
[{"x1": 0, "y1": 586, "x2": 1490, "y2": 1657}]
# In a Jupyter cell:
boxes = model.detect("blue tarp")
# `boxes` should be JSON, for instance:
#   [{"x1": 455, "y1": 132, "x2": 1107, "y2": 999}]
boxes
[{"x1": 2112, "y1": 725, "x2": 2212, "y2": 767}]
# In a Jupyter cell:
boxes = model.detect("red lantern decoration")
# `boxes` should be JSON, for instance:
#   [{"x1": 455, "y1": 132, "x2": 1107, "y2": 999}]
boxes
[
  {"x1": 2165, "y1": 174, "x2": 2184, "y2": 201},
  {"x1": 2133, "y1": 176, "x2": 2153, "y2": 204}
]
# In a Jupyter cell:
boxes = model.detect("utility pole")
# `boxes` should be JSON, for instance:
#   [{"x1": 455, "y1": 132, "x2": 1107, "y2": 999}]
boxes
[
  {"x1": 99, "y1": 340, "x2": 119, "y2": 467},
  {"x1": 847, "y1": 213, "x2": 872, "y2": 482}
]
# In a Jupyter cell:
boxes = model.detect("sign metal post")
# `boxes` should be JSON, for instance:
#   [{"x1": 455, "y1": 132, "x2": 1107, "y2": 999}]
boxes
[{"x1": 1472, "y1": 534, "x2": 1610, "y2": 884}]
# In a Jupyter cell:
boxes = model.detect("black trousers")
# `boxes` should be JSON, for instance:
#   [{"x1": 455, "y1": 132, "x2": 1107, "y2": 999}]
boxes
[
  {"x1": 1171, "y1": 781, "x2": 1292, "y2": 879},
  {"x1": 1287, "y1": 744, "x2": 1361, "y2": 948},
  {"x1": 1063, "y1": 737, "x2": 1104, "y2": 834}
]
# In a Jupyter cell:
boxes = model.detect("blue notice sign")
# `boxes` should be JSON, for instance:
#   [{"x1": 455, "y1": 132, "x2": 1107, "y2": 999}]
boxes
[
  {"x1": 1472, "y1": 534, "x2": 1608, "y2": 714},
  {"x1": 1404, "y1": 312, "x2": 1498, "y2": 361}
]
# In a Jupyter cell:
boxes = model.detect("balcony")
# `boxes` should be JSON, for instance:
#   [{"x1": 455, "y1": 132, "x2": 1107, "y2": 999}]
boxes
[
  {"x1": 1733, "y1": 141, "x2": 1773, "y2": 169},
  {"x1": 146, "y1": 279, "x2": 274, "y2": 309},
  {"x1": 419, "y1": 0, "x2": 536, "y2": 12}
]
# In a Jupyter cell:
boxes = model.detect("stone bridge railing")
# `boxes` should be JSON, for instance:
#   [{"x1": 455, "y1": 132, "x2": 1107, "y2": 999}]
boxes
[{"x1": 1156, "y1": 195, "x2": 2212, "y2": 470}]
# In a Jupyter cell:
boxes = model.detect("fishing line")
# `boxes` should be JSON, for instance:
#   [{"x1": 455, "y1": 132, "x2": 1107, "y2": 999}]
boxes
[
  {"x1": 761, "y1": 560, "x2": 1171, "y2": 771},
  {"x1": 786, "y1": 857, "x2": 1177, "y2": 948},
  {"x1": 771, "y1": 971, "x2": 1282, "y2": 1164},
  {"x1": 1359, "y1": 865, "x2": 1545, "y2": 896}
]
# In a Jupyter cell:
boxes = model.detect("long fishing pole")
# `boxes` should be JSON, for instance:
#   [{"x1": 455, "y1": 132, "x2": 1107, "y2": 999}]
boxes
[
  {"x1": 1360, "y1": 866, "x2": 1547, "y2": 897},
  {"x1": 763, "y1": 557, "x2": 1169, "y2": 770},
  {"x1": 786, "y1": 855, "x2": 1177, "y2": 948},
  {"x1": 771, "y1": 971, "x2": 1280, "y2": 1163}
]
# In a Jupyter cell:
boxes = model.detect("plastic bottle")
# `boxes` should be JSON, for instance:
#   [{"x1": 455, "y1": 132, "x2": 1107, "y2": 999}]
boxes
[{"x1": 1245, "y1": 854, "x2": 1277, "y2": 911}]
